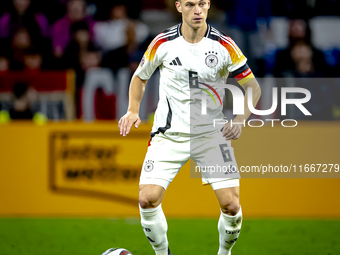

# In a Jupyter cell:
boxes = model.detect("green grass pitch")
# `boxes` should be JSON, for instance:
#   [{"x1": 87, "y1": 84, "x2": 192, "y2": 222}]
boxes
[{"x1": 0, "y1": 218, "x2": 339, "y2": 255}]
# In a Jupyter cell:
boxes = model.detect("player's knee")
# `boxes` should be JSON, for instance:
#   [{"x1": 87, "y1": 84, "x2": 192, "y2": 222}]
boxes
[
  {"x1": 139, "y1": 190, "x2": 162, "y2": 209},
  {"x1": 220, "y1": 200, "x2": 240, "y2": 216}
]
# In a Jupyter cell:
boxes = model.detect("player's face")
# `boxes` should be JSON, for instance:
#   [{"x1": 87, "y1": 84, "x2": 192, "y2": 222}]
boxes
[{"x1": 176, "y1": 0, "x2": 210, "y2": 30}]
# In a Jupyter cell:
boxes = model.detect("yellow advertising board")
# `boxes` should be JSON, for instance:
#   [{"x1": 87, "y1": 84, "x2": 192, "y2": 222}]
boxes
[
  {"x1": 0, "y1": 121, "x2": 340, "y2": 218},
  {"x1": 49, "y1": 131, "x2": 146, "y2": 206}
]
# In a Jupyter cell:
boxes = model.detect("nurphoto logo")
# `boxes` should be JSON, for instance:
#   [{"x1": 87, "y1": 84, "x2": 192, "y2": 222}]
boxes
[{"x1": 200, "y1": 83, "x2": 312, "y2": 128}]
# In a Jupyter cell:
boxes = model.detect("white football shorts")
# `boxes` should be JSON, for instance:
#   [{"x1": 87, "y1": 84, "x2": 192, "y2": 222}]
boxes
[{"x1": 139, "y1": 131, "x2": 240, "y2": 190}]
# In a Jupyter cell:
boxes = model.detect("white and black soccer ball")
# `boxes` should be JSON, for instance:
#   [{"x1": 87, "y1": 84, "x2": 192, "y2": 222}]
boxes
[{"x1": 102, "y1": 248, "x2": 132, "y2": 255}]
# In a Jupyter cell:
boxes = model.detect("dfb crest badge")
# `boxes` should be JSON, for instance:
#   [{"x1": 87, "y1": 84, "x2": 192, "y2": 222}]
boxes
[
  {"x1": 205, "y1": 51, "x2": 218, "y2": 68},
  {"x1": 144, "y1": 160, "x2": 154, "y2": 172}
]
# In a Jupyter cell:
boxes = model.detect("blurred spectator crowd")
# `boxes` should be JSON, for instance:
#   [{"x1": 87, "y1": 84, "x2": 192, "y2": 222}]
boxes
[
  {"x1": 0, "y1": 0, "x2": 150, "y2": 76},
  {"x1": 0, "y1": 0, "x2": 340, "y2": 121}
]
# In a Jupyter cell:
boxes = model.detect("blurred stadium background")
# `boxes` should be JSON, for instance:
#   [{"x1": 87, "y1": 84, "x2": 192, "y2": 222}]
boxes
[{"x1": 0, "y1": 0, "x2": 340, "y2": 254}]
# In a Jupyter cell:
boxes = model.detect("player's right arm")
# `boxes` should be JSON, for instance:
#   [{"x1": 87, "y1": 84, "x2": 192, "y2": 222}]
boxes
[
  {"x1": 118, "y1": 29, "x2": 168, "y2": 136},
  {"x1": 118, "y1": 75, "x2": 147, "y2": 137}
]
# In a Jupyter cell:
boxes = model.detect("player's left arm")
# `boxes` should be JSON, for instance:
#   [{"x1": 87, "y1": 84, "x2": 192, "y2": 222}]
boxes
[
  {"x1": 220, "y1": 35, "x2": 261, "y2": 140},
  {"x1": 222, "y1": 78, "x2": 261, "y2": 140}
]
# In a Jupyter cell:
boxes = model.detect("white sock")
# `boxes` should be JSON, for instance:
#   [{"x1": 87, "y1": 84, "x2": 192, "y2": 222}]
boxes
[
  {"x1": 217, "y1": 207, "x2": 242, "y2": 255},
  {"x1": 139, "y1": 204, "x2": 169, "y2": 255}
]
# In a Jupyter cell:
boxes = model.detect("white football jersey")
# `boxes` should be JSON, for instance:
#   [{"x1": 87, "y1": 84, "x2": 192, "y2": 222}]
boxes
[{"x1": 134, "y1": 24, "x2": 248, "y2": 138}]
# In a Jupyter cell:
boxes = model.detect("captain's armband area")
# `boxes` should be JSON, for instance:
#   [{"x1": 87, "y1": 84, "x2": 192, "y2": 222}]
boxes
[{"x1": 230, "y1": 64, "x2": 255, "y2": 86}]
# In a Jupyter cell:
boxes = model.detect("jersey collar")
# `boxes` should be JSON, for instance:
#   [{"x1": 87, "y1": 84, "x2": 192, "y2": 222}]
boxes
[{"x1": 178, "y1": 23, "x2": 211, "y2": 38}]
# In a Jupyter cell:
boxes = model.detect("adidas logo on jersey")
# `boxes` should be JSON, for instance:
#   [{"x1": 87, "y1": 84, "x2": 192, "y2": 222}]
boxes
[{"x1": 170, "y1": 57, "x2": 182, "y2": 66}]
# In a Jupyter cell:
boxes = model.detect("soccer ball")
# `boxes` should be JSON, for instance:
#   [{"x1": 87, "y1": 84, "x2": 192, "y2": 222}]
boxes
[{"x1": 101, "y1": 248, "x2": 132, "y2": 255}]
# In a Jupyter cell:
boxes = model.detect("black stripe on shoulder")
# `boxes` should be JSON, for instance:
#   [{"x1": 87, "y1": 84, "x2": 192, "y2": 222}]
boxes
[
  {"x1": 230, "y1": 64, "x2": 250, "y2": 78},
  {"x1": 160, "y1": 24, "x2": 181, "y2": 41},
  {"x1": 208, "y1": 33, "x2": 220, "y2": 42},
  {"x1": 162, "y1": 24, "x2": 178, "y2": 34},
  {"x1": 208, "y1": 27, "x2": 231, "y2": 41}
]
